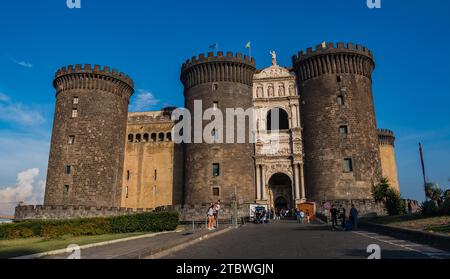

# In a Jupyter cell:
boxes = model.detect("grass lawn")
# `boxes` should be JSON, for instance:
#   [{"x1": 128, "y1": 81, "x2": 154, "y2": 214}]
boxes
[
  {"x1": 0, "y1": 232, "x2": 147, "y2": 259},
  {"x1": 367, "y1": 215, "x2": 450, "y2": 236}
]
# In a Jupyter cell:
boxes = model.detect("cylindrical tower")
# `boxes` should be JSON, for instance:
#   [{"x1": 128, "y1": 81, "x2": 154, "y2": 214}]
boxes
[
  {"x1": 180, "y1": 51, "x2": 256, "y2": 205},
  {"x1": 292, "y1": 43, "x2": 382, "y2": 201},
  {"x1": 44, "y1": 64, "x2": 134, "y2": 207},
  {"x1": 378, "y1": 129, "x2": 400, "y2": 192}
]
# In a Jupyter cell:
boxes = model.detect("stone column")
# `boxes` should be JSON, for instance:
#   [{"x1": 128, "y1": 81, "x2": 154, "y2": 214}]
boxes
[
  {"x1": 300, "y1": 164, "x2": 306, "y2": 200},
  {"x1": 294, "y1": 164, "x2": 301, "y2": 200},
  {"x1": 256, "y1": 165, "x2": 261, "y2": 200},
  {"x1": 291, "y1": 104, "x2": 298, "y2": 128},
  {"x1": 262, "y1": 165, "x2": 267, "y2": 200}
]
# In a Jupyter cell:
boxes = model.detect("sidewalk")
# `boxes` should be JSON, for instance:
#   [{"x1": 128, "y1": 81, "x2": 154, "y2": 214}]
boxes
[{"x1": 43, "y1": 226, "x2": 234, "y2": 259}]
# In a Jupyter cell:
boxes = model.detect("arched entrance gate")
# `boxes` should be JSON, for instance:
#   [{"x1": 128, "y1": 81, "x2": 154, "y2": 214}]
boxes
[{"x1": 268, "y1": 173, "x2": 293, "y2": 211}]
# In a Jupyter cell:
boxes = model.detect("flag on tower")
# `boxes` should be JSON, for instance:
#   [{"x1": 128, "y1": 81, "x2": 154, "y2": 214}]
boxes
[
  {"x1": 209, "y1": 43, "x2": 219, "y2": 51},
  {"x1": 245, "y1": 41, "x2": 252, "y2": 57}
]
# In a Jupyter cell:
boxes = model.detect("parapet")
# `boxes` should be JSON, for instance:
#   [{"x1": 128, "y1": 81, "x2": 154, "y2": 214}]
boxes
[
  {"x1": 292, "y1": 42, "x2": 375, "y2": 81},
  {"x1": 180, "y1": 51, "x2": 257, "y2": 89},
  {"x1": 181, "y1": 51, "x2": 255, "y2": 72},
  {"x1": 377, "y1": 129, "x2": 396, "y2": 146},
  {"x1": 54, "y1": 64, "x2": 134, "y2": 90},
  {"x1": 14, "y1": 204, "x2": 155, "y2": 221},
  {"x1": 292, "y1": 42, "x2": 373, "y2": 63}
]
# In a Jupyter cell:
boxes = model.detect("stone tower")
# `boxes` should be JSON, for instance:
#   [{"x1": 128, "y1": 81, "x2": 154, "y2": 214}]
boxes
[
  {"x1": 378, "y1": 129, "x2": 400, "y2": 192},
  {"x1": 292, "y1": 43, "x2": 382, "y2": 201},
  {"x1": 44, "y1": 64, "x2": 134, "y2": 208},
  {"x1": 180, "y1": 52, "x2": 256, "y2": 205}
]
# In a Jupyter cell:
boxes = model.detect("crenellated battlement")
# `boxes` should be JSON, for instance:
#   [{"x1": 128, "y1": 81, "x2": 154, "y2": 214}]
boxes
[
  {"x1": 293, "y1": 42, "x2": 373, "y2": 62},
  {"x1": 53, "y1": 64, "x2": 134, "y2": 95},
  {"x1": 377, "y1": 128, "x2": 396, "y2": 146},
  {"x1": 292, "y1": 43, "x2": 375, "y2": 81},
  {"x1": 180, "y1": 51, "x2": 256, "y2": 89},
  {"x1": 181, "y1": 51, "x2": 255, "y2": 70}
]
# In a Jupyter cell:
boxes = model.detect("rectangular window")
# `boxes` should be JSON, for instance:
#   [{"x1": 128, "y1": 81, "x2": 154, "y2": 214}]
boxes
[
  {"x1": 213, "y1": 187, "x2": 220, "y2": 196},
  {"x1": 337, "y1": 95, "x2": 344, "y2": 107},
  {"x1": 127, "y1": 170, "x2": 131, "y2": 181},
  {"x1": 339, "y1": 125, "x2": 348, "y2": 135},
  {"x1": 212, "y1": 83, "x2": 219, "y2": 91},
  {"x1": 65, "y1": 165, "x2": 72, "y2": 175},
  {"x1": 68, "y1": 135, "x2": 75, "y2": 145},
  {"x1": 71, "y1": 108, "x2": 78, "y2": 118},
  {"x1": 73, "y1": 97, "x2": 79, "y2": 105},
  {"x1": 344, "y1": 158, "x2": 353, "y2": 173},
  {"x1": 154, "y1": 169, "x2": 157, "y2": 181},
  {"x1": 213, "y1": 163, "x2": 220, "y2": 177},
  {"x1": 337, "y1": 75, "x2": 342, "y2": 83},
  {"x1": 64, "y1": 185, "x2": 70, "y2": 195}
]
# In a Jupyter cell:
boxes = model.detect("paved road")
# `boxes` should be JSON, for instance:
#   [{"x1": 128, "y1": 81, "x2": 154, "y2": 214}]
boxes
[{"x1": 164, "y1": 220, "x2": 450, "y2": 259}]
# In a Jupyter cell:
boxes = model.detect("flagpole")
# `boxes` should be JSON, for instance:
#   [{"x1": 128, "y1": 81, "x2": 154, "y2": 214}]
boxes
[{"x1": 419, "y1": 142, "x2": 427, "y2": 190}]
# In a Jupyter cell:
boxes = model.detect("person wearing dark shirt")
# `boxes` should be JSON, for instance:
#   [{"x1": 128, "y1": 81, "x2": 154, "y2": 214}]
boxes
[
  {"x1": 330, "y1": 205, "x2": 338, "y2": 230},
  {"x1": 338, "y1": 205, "x2": 346, "y2": 229}
]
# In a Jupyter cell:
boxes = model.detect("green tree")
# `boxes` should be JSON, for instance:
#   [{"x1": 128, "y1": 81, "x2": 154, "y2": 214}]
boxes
[
  {"x1": 372, "y1": 177, "x2": 405, "y2": 216},
  {"x1": 372, "y1": 177, "x2": 390, "y2": 203}
]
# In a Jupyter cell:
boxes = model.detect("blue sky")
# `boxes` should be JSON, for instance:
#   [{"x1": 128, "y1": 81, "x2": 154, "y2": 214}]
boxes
[{"x1": 0, "y1": 0, "x2": 449, "y2": 213}]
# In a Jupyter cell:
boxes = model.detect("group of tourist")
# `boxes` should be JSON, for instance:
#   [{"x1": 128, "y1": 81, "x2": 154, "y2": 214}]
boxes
[
  {"x1": 294, "y1": 208, "x2": 311, "y2": 224},
  {"x1": 329, "y1": 204, "x2": 359, "y2": 231},
  {"x1": 207, "y1": 200, "x2": 221, "y2": 230}
]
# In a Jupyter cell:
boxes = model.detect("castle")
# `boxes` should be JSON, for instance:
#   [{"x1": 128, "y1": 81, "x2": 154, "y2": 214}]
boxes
[{"x1": 15, "y1": 42, "x2": 400, "y2": 221}]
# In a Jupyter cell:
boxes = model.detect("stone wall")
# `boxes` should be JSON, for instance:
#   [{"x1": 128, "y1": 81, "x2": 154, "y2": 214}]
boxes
[
  {"x1": 14, "y1": 205, "x2": 153, "y2": 221},
  {"x1": 315, "y1": 199, "x2": 386, "y2": 219},
  {"x1": 45, "y1": 65, "x2": 134, "y2": 208},
  {"x1": 293, "y1": 43, "x2": 382, "y2": 201},
  {"x1": 121, "y1": 110, "x2": 183, "y2": 209},
  {"x1": 181, "y1": 52, "x2": 257, "y2": 205}
]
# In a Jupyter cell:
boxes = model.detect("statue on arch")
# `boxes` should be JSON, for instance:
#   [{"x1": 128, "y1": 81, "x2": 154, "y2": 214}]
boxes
[{"x1": 269, "y1": 51, "x2": 277, "y2": 66}]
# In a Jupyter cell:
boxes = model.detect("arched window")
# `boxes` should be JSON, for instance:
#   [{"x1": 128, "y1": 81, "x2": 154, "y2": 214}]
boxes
[
  {"x1": 135, "y1": 134, "x2": 142, "y2": 142},
  {"x1": 267, "y1": 108, "x2": 289, "y2": 131},
  {"x1": 166, "y1": 132, "x2": 172, "y2": 141},
  {"x1": 128, "y1": 134, "x2": 134, "y2": 143},
  {"x1": 151, "y1": 133, "x2": 157, "y2": 142},
  {"x1": 143, "y1": 133, "x2": 149, "y2": 142},
  {"x1": 158, "y1": 133, "x2": 164, "y2": 141}
]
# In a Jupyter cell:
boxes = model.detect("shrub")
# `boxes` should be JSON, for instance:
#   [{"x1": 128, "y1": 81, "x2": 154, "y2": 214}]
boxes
[
  {"x1": 385, "y1": 188, "x2": 405, "y2": 216},
  {"x1": 0, "y1": 211, "x2": 179, "y2": 240},
  {"x1": 421, "y1": 200, "x2": 439, "y2": 216}
]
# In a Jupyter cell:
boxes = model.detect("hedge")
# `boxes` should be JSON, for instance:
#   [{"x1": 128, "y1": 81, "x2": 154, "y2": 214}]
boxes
[{"x1": 0, "y1": 211, "x2": 179, "y2": 240}]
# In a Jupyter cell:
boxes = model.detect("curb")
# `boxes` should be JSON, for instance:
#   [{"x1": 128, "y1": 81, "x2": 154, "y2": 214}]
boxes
[
  {"x1": 145, "y1": 226, "x2": 236, "y2": 259},
  {"x1": 11, "y1": 229, "x2": 184, "y2": 259},
  {"x1": 359, "y1": 221, "x2": 450, "y2": 251}
]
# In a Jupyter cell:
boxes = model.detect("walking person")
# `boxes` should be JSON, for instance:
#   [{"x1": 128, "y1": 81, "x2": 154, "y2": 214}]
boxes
[
  {"x1": 306, "y1": 209, "x2": 310, "y2": 224},
  {"x1": 207, "y1": 203, "x2": 215, "y2": 230},
  {"x1": 330, "y1": 204, "x2": 338, "y2": 230},
  {"x1": 299, "y1": 210, "x2": 305, "y2": 224},
  {"x1": 350, "y1": 204, "x2": 359, "y2": 229},
  {"x1": 214, "y1": 200, "x2": 221, "y2": 228},
  {"x1": 338, "y1": 205, "x2": 346, "y2": 230}
]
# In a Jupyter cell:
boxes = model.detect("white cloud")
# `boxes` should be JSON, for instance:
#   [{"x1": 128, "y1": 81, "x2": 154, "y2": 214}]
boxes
[
  {"x1": 0, "y1": 168, "x2": 45, "y2": 215},
  {"x1": 16, "y1": 61, "x2": 33, "y2": 68},
  {"x1": 129, "y1": 89, "x2": 160, "y2": 112},
  {"x1": 0, "y1": 93, "x2": 45, "y2": 126},
  {"x1": 0, "y1": 92, "x2": 10, "y2": 102}
]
